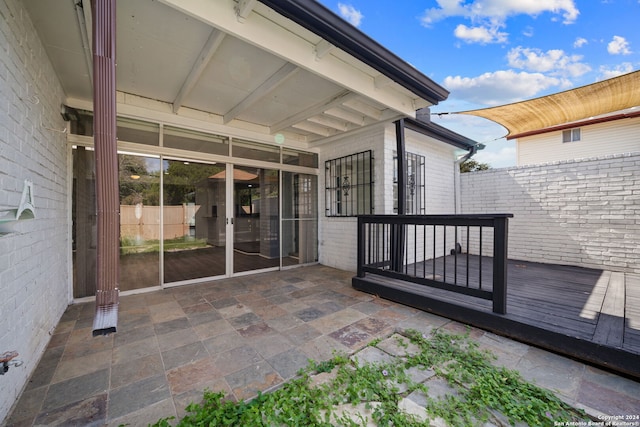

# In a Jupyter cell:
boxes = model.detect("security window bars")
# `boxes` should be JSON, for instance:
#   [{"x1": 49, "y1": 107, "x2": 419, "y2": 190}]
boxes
[
  {"x1": 325, "y1": 150, "x2": 373, "y2": 217},
  {"x1": 562, "y1": 128, "x2": 581, "y2": 143},
  {"x1": 393, "y1": 152, "x2": 425, "y2": 214}
]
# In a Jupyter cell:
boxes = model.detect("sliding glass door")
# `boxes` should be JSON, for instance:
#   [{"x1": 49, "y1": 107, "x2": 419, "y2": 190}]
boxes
[
  {"x1": 72, "y1": 147, "x2": 318, "y2": 297},
  {"x1": 162, "y1": 159, "x2": 227, "y2": 283},
  {"x1": 233, "y1": 166, "x2": 280, "y2": 273},
  {"x1": 282, "y1": 172, "x2": 318, "y2": 266},
  {"x1": 72, "y1": 147, "x2": 162, "y2": 297}
]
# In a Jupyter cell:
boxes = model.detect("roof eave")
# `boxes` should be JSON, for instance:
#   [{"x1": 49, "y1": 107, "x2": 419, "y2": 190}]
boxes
[{"x1": 257, "y1": 0, "x2": 449, "y2": 106}]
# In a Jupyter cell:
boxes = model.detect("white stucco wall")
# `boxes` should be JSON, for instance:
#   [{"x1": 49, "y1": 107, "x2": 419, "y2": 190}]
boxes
[
  {"x1": 516, "y1": 116, "x2": 640, "y2": 166},
  {"x1": 318, "y1": 123, "x2": 459, "y2": 272},
  {"x1": 460, "y1": 153, "x2": 640, "y2": 273},
  {"x1": 0, "y1": 0, "x2": 70, "y2": 422}
]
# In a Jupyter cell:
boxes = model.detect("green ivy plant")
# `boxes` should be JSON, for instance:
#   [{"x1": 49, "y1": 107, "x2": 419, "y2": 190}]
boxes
[{"x1": 149, "y1": 329, "x2": 588, "y2": 427}]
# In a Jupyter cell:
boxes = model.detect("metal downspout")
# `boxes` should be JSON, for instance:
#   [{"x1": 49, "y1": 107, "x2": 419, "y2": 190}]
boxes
[
  {"x1": 454, "y1": 146, "x2": 478, "y2": 215},
  {"x1": 92, "y1": 0, "x2": 119, "y2": 336},
  {"x1": 392, "y1": 119, "x2": 407, "y2": 272}
]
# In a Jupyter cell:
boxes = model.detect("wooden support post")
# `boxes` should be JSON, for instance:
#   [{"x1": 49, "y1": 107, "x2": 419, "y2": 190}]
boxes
[
  {"x1": 492, "y1": 217, "x2": 508, "y2": 314},
  {"x1": 357, "y1": 216, "x2": 365, "y2": 278},
  {"x1": 92, "y1": 0, "x2": 119, "y2": 335}
]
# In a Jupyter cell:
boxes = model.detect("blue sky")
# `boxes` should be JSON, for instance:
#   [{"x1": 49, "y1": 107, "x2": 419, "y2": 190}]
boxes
[{"x1": 317, "y1": 0, "x2": 639, "y2": 167}]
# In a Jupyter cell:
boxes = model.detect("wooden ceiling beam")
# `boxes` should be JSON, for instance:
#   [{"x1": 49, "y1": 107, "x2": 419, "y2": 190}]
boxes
[
  {"x1": 291, "y1": 120, "x2": 334, "y2": 137},
  {"x1": 324, "y1": 106, "x2": 366, "y2": 126},
  {"x1": 307, "y1": 114, "x2": 350, "y2": 131},
  {"x1": 270, "y1": 90, "x2": 356, "y2": 133},
  {"x1": 342, "y1": 98, "x2": 383, "y2": 120},
  {"x1": 172, "y1": 29, "x2": 226, "y2": 113},
  {"x1": 224, "y1": 62, "x2": 299, "y2": 124}
]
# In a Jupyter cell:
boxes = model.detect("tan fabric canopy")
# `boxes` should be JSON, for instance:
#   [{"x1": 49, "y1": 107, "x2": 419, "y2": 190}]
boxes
[{"x1": 458, "y1": 70, "x2": 640, "y2": 139}]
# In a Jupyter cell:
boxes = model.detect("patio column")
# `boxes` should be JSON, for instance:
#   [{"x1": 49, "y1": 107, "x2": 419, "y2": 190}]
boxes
[{"x1": 92, "y1": 0, "x2": 119, "y2": 335}]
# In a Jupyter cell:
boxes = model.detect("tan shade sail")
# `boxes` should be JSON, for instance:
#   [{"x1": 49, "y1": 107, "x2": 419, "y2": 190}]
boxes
[{"x1": 458, "y1": 70, "x2": 640, "y2": 139}]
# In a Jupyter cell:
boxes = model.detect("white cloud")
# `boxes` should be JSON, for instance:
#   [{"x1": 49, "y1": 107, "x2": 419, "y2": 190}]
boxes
[
  {"x1": 421, "y1": 0, "x2": 579, "y2": 27},
  {"x1": 454, "y1": 24, "x2": 508, "y2": 44},
  {"x1": 337, "y1": 3, "x2": 363, "y2": 27},
  {"x1": 507, "y1": 46, "x2": 591, "y2": 77},
  {"x1": 522, "y1": 26, "x2": 534, "y2": 37},
  {"x1": 443, "y1": 70, "x2": 565, "y2": 105},
  {"x1": 607, "y1": 35, "x2": 631, "y2": 55},
  {"x1": 573, "y1": 37, "x2": 588, "y2": 48},
  {"x1": 598, "y1": 62, "x2": 634, "y2": 80}
]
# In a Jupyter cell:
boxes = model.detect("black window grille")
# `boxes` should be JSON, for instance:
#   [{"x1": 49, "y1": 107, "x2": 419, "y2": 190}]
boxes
[
  {"x1": 325, "y1": 150, "x2": 373, "y2": 217},
  {"x1": 393, "y1": 151, "x2": 425, "y2": 214}
]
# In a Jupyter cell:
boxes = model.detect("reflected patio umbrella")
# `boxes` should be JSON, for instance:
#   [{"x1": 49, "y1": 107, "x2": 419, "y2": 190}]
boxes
[{"x1": 209, "y1": 169, "x2": 258, "y2": 182}]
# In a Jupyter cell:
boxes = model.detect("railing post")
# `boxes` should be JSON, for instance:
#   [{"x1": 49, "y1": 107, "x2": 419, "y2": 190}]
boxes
[
  {"x1": 492, "y1": 217, "x2": 509, "y2": 314},
  {"x1": 357, "y1": 216, "x2": 365, "y2": 278}
]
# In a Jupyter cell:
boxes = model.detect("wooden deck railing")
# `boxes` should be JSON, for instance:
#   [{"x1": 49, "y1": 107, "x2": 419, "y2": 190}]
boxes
[{"x1": 356, "y1": 214, "x2": 512, "y2": 314}]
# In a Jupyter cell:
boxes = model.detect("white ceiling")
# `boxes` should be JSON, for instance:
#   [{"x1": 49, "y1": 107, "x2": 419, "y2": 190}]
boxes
[{"x1": 24, "y1": 0, "x2": 436, "y2": 147}]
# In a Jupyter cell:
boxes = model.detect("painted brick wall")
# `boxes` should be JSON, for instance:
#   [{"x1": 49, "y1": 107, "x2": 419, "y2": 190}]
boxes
[
  {"x1": 460, "y1": 153, "x2": 640, "y2": 273},
  {"x1": 318, "y1": 123, "x2": 459, "y2": 272},
  {"x1": 0, "y1": 0, "x2": 70, "y2": 422},
  {"x1": 318, "y1": 125, "x2": 385, "y2": 271}
]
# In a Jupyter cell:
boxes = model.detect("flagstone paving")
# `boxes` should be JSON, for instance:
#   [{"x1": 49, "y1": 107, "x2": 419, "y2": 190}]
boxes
[{"x1": 5, "y1": 265, "x2": 640, "y2": 426}]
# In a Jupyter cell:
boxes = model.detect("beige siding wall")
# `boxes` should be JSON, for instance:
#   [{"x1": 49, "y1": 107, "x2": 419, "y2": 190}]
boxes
[{"x1": 517, "y1": 116, "x2": 640, "y2": 166}]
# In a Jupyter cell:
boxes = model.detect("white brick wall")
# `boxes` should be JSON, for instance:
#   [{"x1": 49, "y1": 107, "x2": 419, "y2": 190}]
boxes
[
  {"x1": 318, "y1": 123, "x2": 459, "y2": 271},
  {"x1": 0, "y1": 0, "x2": 70, "y2": 422},
  {"x1": 460, "y1": 153, "x2": 640, "y2": 273},
  {"x1": 318, "y1": 125, "x2": 385, "y2": 271}
]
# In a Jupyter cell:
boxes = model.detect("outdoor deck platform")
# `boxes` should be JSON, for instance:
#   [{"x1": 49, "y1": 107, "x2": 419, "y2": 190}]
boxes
[{"x1": 353, "y1": 255, "x2": 640, "y2": 379}]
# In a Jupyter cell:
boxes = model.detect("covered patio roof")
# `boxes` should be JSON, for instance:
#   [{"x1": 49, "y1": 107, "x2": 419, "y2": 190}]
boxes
[
  {"x1": 457, "y1": 70, "x2": 640, "y2": 140},
  {"x1": 24, "y1": 0, "x2": 449, "y2": 148}
]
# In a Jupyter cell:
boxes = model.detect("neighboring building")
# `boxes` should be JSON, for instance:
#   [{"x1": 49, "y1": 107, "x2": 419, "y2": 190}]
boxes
[
  {"x1": 0, "y1": 0, "x2": 477, "y2": 421},
  {"x1": 514, "y1": 107, "x2": 640, "y2": 166}
]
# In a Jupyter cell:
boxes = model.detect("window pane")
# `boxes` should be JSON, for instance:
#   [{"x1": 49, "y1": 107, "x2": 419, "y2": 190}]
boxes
[
  {"x1": 72, "y1": 148, "x2": 162, "y2": 297},
  {"x1": 72, "y1": 146, "x2": 97, "y2": 298},
  {"x1": 562, "y1": 130, "x2": 571, "y2": 143},
  {"x1": 572, "y1": 128, "x2": 581, "y2": 141},
  {"x1": 119, "y1": 153, "x2": 161, "y2": 291},
  {"x1": 70, "y1": 110, "x2": 94, "y2": 136},
  {"x1": 164, "y1": 126, "x2": 229, "y2": 156},
  {"x1": 325, "y1": 150, "x2": 373, "y2": 217},
  {"x1": 283, "y1": 148, "x2": 318, "y2": 167},
  {"x1": 232, "y1": 139, "x2": 280, "y2": 163},
  {"x1": 117, "y1": 118, "x2": 159, "y2": 146}
]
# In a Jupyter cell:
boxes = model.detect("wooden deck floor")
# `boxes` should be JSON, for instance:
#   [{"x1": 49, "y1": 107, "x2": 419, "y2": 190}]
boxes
[{"x1": 353, "y1": 255, "x2": 640, "y2": 378}]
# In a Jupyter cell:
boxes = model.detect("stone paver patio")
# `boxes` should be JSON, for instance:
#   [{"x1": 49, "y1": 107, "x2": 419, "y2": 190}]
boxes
[{"x1": 5, "y1": 265, "x2": 640, "y2": 426}]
